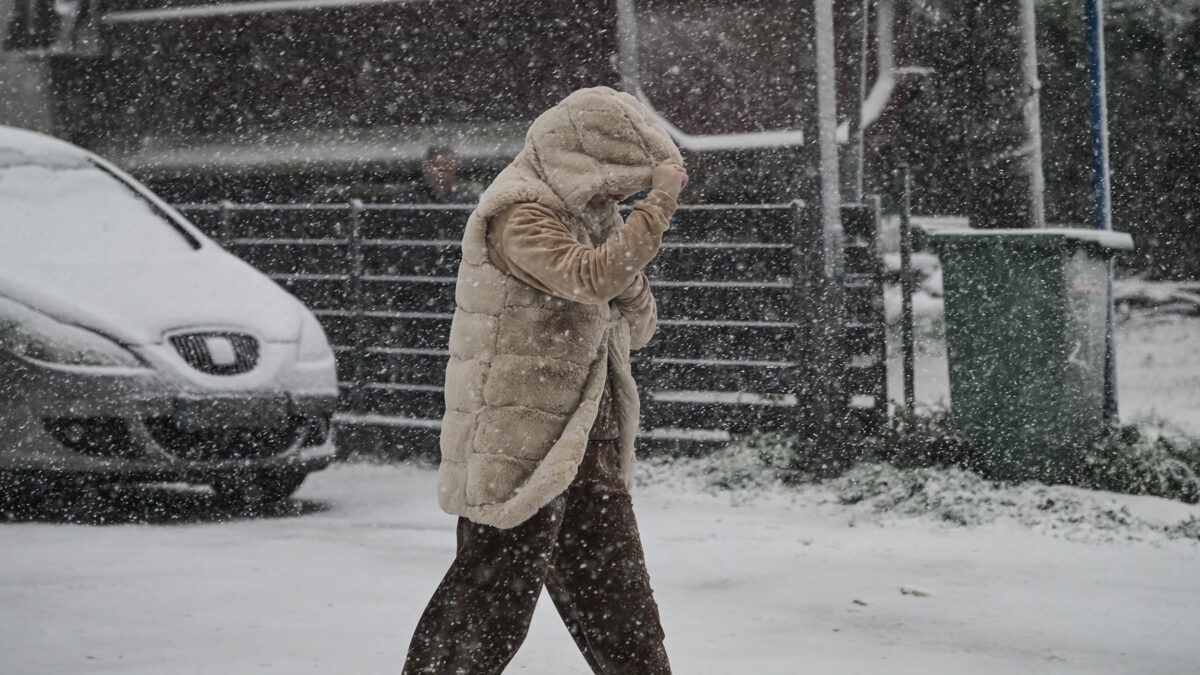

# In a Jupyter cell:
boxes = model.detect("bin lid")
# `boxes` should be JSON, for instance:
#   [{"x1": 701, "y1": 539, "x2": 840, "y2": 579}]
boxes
[{"x1": 926, "y1": 227, "x2": 1134, "y2": 252}]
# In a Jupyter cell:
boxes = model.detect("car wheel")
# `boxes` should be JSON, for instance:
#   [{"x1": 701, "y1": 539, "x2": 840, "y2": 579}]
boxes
[{"x1": 211, "y1": 471, "x2": 307, "y2": 505}]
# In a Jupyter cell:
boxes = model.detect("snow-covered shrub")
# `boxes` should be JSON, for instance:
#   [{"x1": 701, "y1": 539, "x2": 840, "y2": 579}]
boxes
[
  {"x1": 1080, "y1": 424, "x2": 1200, "y2": 504},
  {"x1": 641, "y1": 405, "x2": 1200, "y2": 511},
  {"x1": 856, "y1": 411, "x2": 1200, "y2": 504},
  {"x1": 640, "y1": 432, "x2": 799, "y2": 493},
  {"x1": 854, "y1": 407, "x2": 972, "y2": 470}
]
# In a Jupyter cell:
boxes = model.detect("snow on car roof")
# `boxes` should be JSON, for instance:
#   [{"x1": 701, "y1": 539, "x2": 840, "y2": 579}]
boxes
[
  {"x1": 0, "y1": 124, "x2": 91, "y2": 157},
  {"x1": 0, "y1": 126, "x2": 92, "y2": 169}
]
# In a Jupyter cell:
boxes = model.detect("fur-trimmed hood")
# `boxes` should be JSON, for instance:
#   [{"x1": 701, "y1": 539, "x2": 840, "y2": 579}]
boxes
[{"x1": 474, "y1": 87, "x2": 682, "y2": 240}]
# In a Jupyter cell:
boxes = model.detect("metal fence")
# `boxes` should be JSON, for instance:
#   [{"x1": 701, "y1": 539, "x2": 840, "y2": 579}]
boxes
[{"x1": 176, "y1": 201, "x2": 886, "y2": 459}]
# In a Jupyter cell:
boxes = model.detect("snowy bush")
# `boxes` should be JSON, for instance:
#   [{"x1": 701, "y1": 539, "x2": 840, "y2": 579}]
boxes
[
  {"x1": 1080, "y1": 424, "x2": 1200, "y2": 504},
  {"x1": 654, "y1": 412, "x2": 1200, "y2": 514},
  {"x1": 640, "y1": 432, "x2": 799, "y2": 495}
]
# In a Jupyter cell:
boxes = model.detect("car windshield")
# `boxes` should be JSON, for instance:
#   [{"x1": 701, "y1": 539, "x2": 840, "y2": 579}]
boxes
[{"x1": 0, "y1": 147, "x2": 197, "y2": 262}]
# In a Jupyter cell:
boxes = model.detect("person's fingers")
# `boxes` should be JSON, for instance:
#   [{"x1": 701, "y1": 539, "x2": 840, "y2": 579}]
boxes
[
  {"x1": 671, "y1": 162, "x2": 688, "y2": 185},
  {"x1": 651, "y1": 159, "x2": 687, "y2": 198}
]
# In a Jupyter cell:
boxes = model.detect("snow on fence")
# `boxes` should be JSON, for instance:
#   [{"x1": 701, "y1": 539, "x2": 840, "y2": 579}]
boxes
[{"x1": 175, "y1": 201, "x2": 886, "y2": 459}]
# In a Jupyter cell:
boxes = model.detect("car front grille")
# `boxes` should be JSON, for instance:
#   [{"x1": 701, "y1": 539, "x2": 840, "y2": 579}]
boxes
[
  {"x1": 170, "y1": 332, "x2": 259, "y2": 375},
  {"x1": 145, "y1": 416, "x2": 306, "y2": 461}
]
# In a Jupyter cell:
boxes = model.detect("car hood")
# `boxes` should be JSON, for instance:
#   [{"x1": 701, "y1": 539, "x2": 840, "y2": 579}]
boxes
[{"x1": 0, "y1": 246, "x2": 305, "y2": 345}]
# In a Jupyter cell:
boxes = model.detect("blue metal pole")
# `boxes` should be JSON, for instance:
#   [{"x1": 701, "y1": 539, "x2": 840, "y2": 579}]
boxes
[
  {"x1": 1085, "y1": 0, "x2": 1112, "y2": 231},
  {"x1": 1085, "y1": 0, "x2": 1118, "y2": 421}
]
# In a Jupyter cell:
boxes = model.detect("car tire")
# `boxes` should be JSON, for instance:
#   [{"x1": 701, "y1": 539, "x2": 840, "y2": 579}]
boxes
[{"x1": 211, "y1": 471, "x2": 307, "y2": 505}]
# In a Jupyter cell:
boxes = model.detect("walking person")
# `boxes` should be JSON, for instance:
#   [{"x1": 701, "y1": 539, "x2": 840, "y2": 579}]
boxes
[{"x1": 403, "y1": 86, "x2": 687, "y2": 674}]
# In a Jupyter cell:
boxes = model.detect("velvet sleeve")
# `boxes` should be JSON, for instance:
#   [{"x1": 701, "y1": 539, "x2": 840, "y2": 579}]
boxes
[
  {"x1": 495, "y1": 190, "x2": 678, "y2": 305},
  {"x1": 612, "y1": 272, "x2": 658, "y2": 350}
]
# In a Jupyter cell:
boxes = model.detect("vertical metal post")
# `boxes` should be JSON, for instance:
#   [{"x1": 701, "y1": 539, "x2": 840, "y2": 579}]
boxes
[
  {"x1": 814, "y1": 0, "x2": 844, "y2": 277},
  {"x1": 217, "y1": 199, "x2": 234, "y2": 248},
  {"x1": 846, "y1": 0, "x2": 870, "y2": 203},
  {"x1": 791, "y1": 198, "x2": 843, "y2": 470},
  {"x1": 615, "y1": 0, "x2": 641, "y2": 93},
  {"x1": 1085, "y1": 0, "x2": 1118, "y2": 422},
  {"x1": 790, "y1": 200, "x2": 812, "y2": 439},
  {"x1": 899, "y1": 164, "x2": 916, "y2": 412},
  {"x1": 812, "y1": 0, "x2": 848, "y2": 470},
  {"x1": 349, "y1": 200, "x2": 366, "y2": 408},
  {"x1": 1085, "y1": 1, "x2": 1113, "y2": 234}
]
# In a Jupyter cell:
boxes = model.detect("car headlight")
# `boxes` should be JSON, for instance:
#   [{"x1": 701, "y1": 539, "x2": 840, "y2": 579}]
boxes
[
  {"x1": 0, "y1": 297, "x2": 141, "y2": 368},
  {"x1": 297, "y1": 311, "x2": 333, "y2": 363}
]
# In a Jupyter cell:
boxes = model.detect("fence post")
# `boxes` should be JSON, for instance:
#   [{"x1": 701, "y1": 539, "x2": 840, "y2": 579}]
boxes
[
  {"x1": 899, "y1": 165, "x2": 917, "y2": 413},
  {"x1": 793, "y1": 197, "x2": 865, "y2": 474},
  {"x1": 217, "y1": 200, "x2": 234, "y2": 248},
  {"x1": 789, "y1": 200, "x2": 823, "y2": 455},
  {"x1": 842, "y1": 199, "x2": 888, "y2": 436},
  {"x1": 349, "y1": 200, "x2": 366, "y2": 410}
]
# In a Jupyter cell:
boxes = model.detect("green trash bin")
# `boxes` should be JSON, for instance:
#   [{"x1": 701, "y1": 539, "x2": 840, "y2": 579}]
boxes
[{"x1": 927, "y1": 227, "x2": 1134, "y2": 481}]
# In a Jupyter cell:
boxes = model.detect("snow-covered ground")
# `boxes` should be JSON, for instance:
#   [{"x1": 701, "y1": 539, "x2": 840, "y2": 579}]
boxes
[
  {"x1": 2, "y1": 296, "x2": 1198, "y2": 674},
  {"x1": 2, "y1": 459, "x2": 1199, "y2": 675}
]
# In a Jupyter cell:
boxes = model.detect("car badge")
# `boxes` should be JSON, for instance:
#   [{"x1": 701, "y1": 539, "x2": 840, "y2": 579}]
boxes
[{"x1": 204, "y1": 336, "x2": 238, "y2": 367}]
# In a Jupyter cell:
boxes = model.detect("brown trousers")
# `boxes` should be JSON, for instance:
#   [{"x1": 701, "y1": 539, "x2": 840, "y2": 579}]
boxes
[{"x1": 403, "y1": 440, "x2": 671, "y2": 674}]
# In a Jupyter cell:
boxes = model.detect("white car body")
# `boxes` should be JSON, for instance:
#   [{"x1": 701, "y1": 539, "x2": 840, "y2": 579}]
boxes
[{"x1": 0, "y1": 126, "x2": 339, "y2": 500}]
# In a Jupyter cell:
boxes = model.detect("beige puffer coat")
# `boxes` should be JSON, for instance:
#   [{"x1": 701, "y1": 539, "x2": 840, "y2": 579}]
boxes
[{"x1": 437, "y1": 86, "x2": 682, "y2": 529}]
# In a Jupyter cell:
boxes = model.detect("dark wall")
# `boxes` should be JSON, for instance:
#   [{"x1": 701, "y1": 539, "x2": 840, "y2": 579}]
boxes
[
  {"x1": 43, "y1": 0, "x2": 822, "y2": 204},
  {"x1": 83, "y1": 0, "x2": 618, "y2": 141}
]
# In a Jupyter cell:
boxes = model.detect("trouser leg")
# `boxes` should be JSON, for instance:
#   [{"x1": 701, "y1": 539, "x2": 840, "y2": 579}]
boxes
[
  {"x1": 403, "y1": 496, "x2": 566, "y2": 675},
  {"x1": 545, "y1": 441, "x2": 672, "y2": 674}
]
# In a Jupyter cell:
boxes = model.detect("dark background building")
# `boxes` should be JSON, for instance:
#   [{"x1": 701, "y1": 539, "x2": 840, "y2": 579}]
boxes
[{"x1": 0, "y1": 0, "x2": 916, "y2": 205}]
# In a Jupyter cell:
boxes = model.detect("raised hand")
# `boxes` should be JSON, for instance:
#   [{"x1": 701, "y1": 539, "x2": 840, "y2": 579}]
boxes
[{"x1": 651, "y1": 159, "x2": 688, "y2": 201}]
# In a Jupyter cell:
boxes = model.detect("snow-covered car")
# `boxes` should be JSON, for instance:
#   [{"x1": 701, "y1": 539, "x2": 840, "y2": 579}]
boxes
[{"x1": 0, "y1": 126, "x2": 339, "y2": 503}]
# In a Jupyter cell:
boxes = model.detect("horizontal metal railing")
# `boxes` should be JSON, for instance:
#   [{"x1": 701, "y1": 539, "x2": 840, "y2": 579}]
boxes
[{"x1": 175, "y1": 201, "x2": 885, "y2": 457}]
